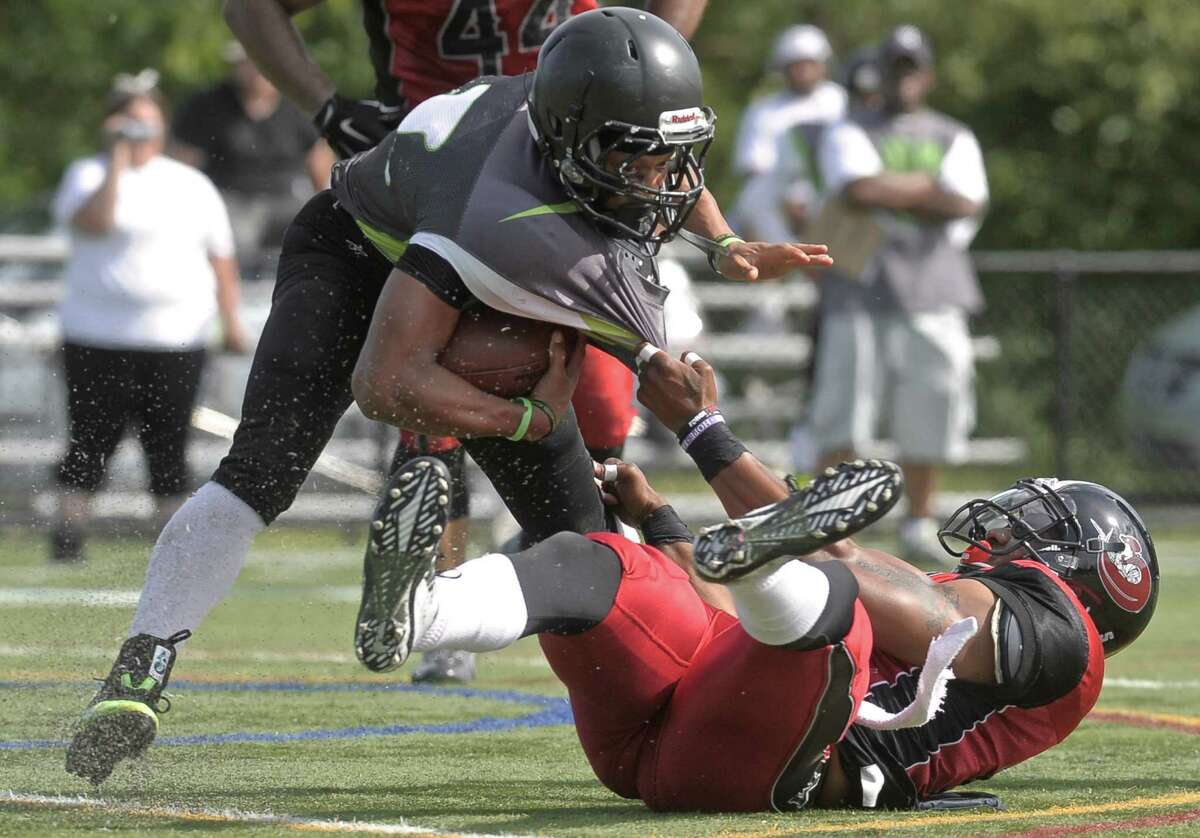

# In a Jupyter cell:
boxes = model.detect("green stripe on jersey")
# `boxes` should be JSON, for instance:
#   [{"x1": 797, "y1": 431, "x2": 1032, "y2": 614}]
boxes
[
  {"x1": 579, "y1": 314, "x2": 641, "y2": 350},
  {"x1": 500, "y1": 201, "x2": 582, "y2": 223},
  {"x1": 356, "y1": 220, "x2": 409, "y2": 263}
]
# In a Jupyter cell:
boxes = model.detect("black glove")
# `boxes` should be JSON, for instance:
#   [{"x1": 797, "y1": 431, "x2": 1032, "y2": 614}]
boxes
[{"x1": 313, "y1": 94, "x2": 405, "y2": 159}]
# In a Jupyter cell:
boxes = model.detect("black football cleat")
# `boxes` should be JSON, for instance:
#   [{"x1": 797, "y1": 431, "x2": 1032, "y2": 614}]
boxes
[
  {"x1": 354, "y1": 457, "x2": 450, "y2": 673},
  {"x1": 693, "y1": 459, "x2": 904, "y2": 582},
  {"x1": 66, "y1": 629, "x2": 190, "y2": 784}
]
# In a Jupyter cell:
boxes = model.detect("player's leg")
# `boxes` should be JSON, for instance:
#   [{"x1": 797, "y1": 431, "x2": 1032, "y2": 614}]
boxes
[
  {"x1": 354, "y1": 459, "x2": 624, "y2": 672},
  {"x1": 133, "y1": 347, "x2": 207, "y2": 533},
  {"x1": 66, "y1": 192, "x2": 391, "y2": 783},
  {"x1": 389, "y1": 436, "x2": 476, "y2": 683},
  {"x1": 572, "y1": 345, "x2": 637, "y2": 461},
  {"x1": 52, "y1": 343, "x2": 135, "y2": 562},
  {"x1": 462, "y1": 404, "x2": 605, "y2": 544}
]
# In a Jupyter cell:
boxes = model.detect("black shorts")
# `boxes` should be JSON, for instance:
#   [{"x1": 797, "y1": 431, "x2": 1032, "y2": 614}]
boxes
[
  {"x1": 212, "y1": 191, "x2": 604, "y2": 538},
  {"x1": 57, "y1": 342, "x2": 206, "y2": 496}
]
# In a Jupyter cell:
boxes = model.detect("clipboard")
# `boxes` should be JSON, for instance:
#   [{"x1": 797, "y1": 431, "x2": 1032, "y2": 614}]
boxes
[{"x1": 805, "y1": 197, "x2": 884, "y2": 280}]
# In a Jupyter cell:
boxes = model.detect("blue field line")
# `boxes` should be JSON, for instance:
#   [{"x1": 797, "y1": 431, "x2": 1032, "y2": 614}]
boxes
[{"x1": 0, "y1": 679, "x2": 574, "y2": 751}]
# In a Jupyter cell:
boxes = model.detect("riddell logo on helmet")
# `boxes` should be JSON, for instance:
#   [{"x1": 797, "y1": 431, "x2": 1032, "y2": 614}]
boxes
[
  {"x1": 659, "y1": 107, "x2": 708, "y2": 136},
  {"x1": 1098, "y1": 533, "x2": 1153, "y2": 613}
]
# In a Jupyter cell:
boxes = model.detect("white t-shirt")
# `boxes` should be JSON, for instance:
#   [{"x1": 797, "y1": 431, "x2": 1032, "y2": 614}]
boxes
[
  {"x1": 53, "y1": 154, "x2": 235, "y2": 350},
  {"x1": 730, "y1": 81, "x2": 847, "y2": 241},
  {"x1": 818, "y1": 120, "x2": 989, "y2": 247}
]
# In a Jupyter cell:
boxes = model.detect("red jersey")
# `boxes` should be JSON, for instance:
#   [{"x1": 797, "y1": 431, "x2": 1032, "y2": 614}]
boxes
[
  {"x1": 361, "y1": 0, "x2": 599, "y2": 109},
  {"x1": 836, "y1": 559, "x2": 1105, "y2": 808}
]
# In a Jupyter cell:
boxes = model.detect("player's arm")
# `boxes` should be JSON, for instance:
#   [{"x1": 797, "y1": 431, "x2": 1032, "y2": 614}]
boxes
[
  {"x1": 223, "y1": 0, "x2": 400, "y2": 157},
  {"x1": 352, "y1": 269, "x2": 584, "y2": 440},
  {"x1": 682, "y1": 186, "x2": 833, "y2": 281},
  {"x1": 818, "y1": 541, "x2": 998, "y2": 683},
  {"x1": 636, "y1": 348, "x2": 791, "y2": 516},
  {"x1": 645, "y1": 0, "x2": 708, "y2": 39},
  {"x1": 594, "y1": 459, "x2": 736, "y2": 614},
  {"x1": 222, "y1": 0, "x2": 334, "y2": 114}
]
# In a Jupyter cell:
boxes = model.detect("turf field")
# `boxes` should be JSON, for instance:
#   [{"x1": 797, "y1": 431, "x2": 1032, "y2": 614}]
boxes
[{"x1": 0, "y1": 524, "x2": 1197, "y2": 837}]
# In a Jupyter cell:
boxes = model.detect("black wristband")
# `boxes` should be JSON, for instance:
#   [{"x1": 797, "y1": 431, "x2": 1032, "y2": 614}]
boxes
[
  {"x1": 641, "y1": 505, "x2": 692, "y2": 547},
  {"x1": 676, "y1": 407, "x2": 748, "y2": 482}
]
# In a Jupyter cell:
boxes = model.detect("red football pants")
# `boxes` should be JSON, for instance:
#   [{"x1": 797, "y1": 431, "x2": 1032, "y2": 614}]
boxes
[{"x1": 540, "y1": 532, "x2": 872, "y2": 812}]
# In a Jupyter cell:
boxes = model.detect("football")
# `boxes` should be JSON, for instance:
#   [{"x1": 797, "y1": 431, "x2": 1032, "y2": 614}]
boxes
[{"x1": 438, "y1": 307, "x2": 579, "y2": 398}]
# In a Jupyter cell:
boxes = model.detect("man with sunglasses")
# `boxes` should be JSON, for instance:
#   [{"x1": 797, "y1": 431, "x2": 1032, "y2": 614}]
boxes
[{"x1": 66, "y1": 8, "x2": 829, "y2": 784}]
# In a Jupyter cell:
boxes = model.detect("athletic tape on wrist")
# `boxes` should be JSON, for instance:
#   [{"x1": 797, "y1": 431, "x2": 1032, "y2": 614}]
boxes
[{"x1": 641, "y1": 505, "x2": 692, "y2": 546}]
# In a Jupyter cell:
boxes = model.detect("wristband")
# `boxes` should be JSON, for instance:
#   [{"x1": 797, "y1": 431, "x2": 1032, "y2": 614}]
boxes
[
  {"x1": 676, "y1": 407, "x2": 748, "y2": 481},
  {"x1": 641, "y1": 505, "x2": 693, "y2": 547},
  {"x1": 528, "y1": 397, "x2": 559, "y2": 436},
  {"x1": 508, "y1": 397, "x2": 534, "y2": 442},
  {"x1": 707, "y1": 234, "x2": 745, "y2": 272}
]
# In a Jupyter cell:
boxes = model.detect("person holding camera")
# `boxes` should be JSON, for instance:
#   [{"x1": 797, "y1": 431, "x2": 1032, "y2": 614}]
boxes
[{"x1": 49, "y1": 70, "x2": 247, "y2": 562}]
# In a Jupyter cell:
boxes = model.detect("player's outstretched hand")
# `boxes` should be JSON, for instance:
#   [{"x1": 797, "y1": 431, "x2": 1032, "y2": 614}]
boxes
[
  {"x1": 635, "y1": 346, "x2": 718, "y2": 433},
  {"x1": 716, "y1": 240, "x2": 834, "y2": 282},
  {"x1": 529, "y1": 330, "x2": 587, "y2": 438},
  {"x1": 314, "y1": 94, "x2": 405, "y2": 159},
  {"x1": 594, "y1": 458, "x2": 667, "y2": 528}
]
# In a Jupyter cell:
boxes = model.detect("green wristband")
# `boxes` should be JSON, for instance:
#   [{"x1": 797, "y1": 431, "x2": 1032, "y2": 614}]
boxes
[
  {"x1": 508, "y1": 397, "x2": 535, "y2": 442},
  {"x1": 708, "y1": 234, "x2": 745, "y2": 271}
]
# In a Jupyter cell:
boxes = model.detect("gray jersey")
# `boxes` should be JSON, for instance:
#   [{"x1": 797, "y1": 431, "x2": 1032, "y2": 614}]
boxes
[{"x1": 331, "y1": 75, "x2": 667, "y2": 363}]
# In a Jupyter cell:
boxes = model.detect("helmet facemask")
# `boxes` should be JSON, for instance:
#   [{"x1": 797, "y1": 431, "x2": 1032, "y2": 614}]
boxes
[
  {"x1": 938, "y1": 479, "x2": 1087, "y2": 574},
  {"x1": 536, "y1": 99, "x2": 715, "y2": 247}
]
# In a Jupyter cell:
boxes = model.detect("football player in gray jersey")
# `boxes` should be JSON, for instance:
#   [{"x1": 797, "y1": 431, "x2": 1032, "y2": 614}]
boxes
[{"x1": 66, "y1": 7, "x2": 832, "y2": 785}]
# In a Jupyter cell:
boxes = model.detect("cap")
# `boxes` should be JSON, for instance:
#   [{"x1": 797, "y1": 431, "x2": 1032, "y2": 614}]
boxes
[
  {"x1": 770, "y1": 25, "x2": 833, "y2": 70},
  {"x1": 879, "y1": 25, "x2": 934, "y2": 72}
]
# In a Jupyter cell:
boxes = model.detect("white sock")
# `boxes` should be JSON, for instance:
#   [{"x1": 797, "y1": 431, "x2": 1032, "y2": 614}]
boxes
[
  {"x1": 414, "y1": 553, "x2": 528, "y2": 653},
  {"x1": 726, "y1": 559, "x2": 831, "y2": 646},
  {"x1": 129, "y1": 482, "x2": 265, "y2": 638}
]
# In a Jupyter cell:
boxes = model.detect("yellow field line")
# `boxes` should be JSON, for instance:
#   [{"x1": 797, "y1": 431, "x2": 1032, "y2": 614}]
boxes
[
  {"x1": 715, "y1": 791, "x2": 1200, "y2": 836},
  {"x1": 0, "y1": 791, "x2": 535, "y2": 838},
  {"x1": 1093, "y1": 708, "x2": 1200, "y2": 729}
]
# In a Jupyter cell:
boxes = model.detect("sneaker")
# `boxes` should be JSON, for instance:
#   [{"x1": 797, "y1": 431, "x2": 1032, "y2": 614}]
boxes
[
  {"x1": 65, "y1": 629, "x2": 190, "y2": 784},
  {"x1": 693, "y1": 459, "x2": 904, "y2": 583},
  {"x1": 899, "y1": 516, "x2": 948, "y2": 566},
  {"x1": 354, "y1": 457, "x2": 450, "y2": 673},
  {"x1": 411, "y1": 649, "x2": 477, "y2": 684}
]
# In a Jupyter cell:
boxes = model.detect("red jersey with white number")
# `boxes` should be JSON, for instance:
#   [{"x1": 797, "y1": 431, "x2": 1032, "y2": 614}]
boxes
[
  {"x1": 360, "y1": 0, "x2": 598, "y2": 109},
  {"x1": 836, "y1": 559, "x2": 1105, "y2": 808}
]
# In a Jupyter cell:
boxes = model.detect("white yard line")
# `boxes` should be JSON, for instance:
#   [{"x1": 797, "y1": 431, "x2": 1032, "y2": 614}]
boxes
[
  {"x1": 1103, "y1": 676, "x2": 1200, "y2": 690},
  {"x1": 0, "y1": 585, "x2": 361, "y2": 607},
  {"x1": 0, "y1": 791, "x2": 537, "y2": 837}
]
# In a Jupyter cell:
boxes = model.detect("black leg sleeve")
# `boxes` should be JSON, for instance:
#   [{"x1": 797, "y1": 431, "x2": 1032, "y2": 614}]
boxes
[
  {"x1": 507, "y1": 532, "x2": 622, "y2": 636},
  {"x1": 464, "y1": 405, "x2": 605, "y2": 544}
]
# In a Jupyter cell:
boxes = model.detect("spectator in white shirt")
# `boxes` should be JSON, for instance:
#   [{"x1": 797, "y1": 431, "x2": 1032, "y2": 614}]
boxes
[
  {"x1": 49, "y1": 71, "x2": 247, "y2": 562},
  {"x1": 730, "y1": 24, "x2": 846, "y2": 243}
]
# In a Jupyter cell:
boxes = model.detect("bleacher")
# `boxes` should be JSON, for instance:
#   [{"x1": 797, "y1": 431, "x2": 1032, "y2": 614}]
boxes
[{"x1": 0, "y1": 234, "x2": 1024, "y2": 533}]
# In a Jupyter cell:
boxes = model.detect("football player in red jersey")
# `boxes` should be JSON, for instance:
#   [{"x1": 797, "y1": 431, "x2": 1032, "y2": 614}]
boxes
[
  {"x1": 342, "y1": 346, "x2": 1159, "y2": 812},
  {"x1": 223, "y1": 0, "x2": 710, "y2": 683}
]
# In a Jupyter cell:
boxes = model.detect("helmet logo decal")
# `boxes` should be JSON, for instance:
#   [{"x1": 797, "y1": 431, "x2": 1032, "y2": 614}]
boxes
[
  {"x1": 658, "y1": 107, "x2": 710, "y2": 140},
  {"x1": 1093, "y1": 521, "x2": 1153, "y2": 613}
]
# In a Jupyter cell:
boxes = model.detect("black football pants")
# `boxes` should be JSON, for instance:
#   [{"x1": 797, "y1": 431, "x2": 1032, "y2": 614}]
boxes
[{"x1": 212, "y1": 191, "x2": 604, "y2": 539}]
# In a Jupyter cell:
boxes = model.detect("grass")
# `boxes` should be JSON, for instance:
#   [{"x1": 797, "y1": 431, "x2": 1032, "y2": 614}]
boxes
[{"x1": 0, "y1": 523, "x2": 1197, "y2": 837}]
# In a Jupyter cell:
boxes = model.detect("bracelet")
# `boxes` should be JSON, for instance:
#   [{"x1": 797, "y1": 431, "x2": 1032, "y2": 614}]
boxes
[
  {"x1": 528, "y1": 397, "x2": 559, "y2": 437},
  {"x1": 507, "y1": 397, "x2": 534, "y2": 442},
  {"x1": 676, "y1": 407, "x2": 748, "y2": 481},
  {"x1": 707, "y1": 233, "x2": 745, "y2": 272},
  {"x1": 641, "y1": 505, "x2": 693, "y2": 547}
]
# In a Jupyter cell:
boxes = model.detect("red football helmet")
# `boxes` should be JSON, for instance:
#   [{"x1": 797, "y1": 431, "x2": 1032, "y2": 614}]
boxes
[{"x1": 939, "y1": 478, "x2": 1159, "y2": 657}]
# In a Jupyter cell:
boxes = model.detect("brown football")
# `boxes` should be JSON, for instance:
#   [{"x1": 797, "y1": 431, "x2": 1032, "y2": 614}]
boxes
[{"x1": 438, "y1": 307, "x2": 578, "y2": 398}]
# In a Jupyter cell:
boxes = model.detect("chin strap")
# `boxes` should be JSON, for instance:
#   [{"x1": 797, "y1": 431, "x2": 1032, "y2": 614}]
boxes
[{"x1": 855, "y1": 616, "x2": 978, "y2": 731}]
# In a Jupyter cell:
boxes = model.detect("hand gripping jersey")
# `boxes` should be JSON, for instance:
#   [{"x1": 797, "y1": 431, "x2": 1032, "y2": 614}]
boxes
[
  {"x1": 836, "y1": 559, "x2": 1105, "y2": 809},
  {"x1": 361, "y1": 0, "x2": 598, "y2": 110},
  {"x1": 330, "y1": 75, "x2": 669, "y2": 364}
]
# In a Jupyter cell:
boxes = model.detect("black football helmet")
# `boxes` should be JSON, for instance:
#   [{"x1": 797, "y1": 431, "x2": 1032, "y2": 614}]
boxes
[
  {"x1": 528, "y1": 7, "x2": 715, "y2": 245},
  {"x1": 939, "y1": 478, "x2": 1159, "y2": 658}
]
